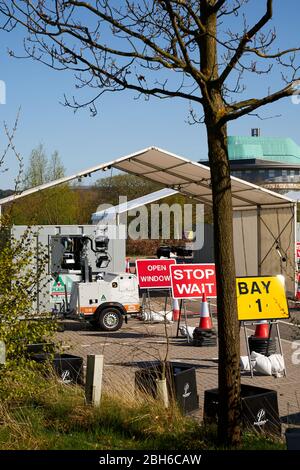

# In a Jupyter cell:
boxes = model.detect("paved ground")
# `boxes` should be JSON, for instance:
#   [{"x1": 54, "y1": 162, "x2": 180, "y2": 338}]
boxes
[{"x1": 56, "y1": 305, "x2": 300, "y2": 432}]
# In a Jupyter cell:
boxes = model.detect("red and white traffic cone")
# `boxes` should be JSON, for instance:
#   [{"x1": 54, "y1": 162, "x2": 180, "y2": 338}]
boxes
[
  {"x1": 125, "y1": 257, "x2": 130, "y2": 273},
  {"x1": 254, "y1": 320, "x2": 269, "y2": 339},
  {"x1": 172, "y1": 298, "x2": 180, "y2": 321},
  {"x1": 193, "y1": 293, "x2": 217, "y2": 346},
  {"x1": 199, "y1": 293, "x2": 213, "y2": 329}
]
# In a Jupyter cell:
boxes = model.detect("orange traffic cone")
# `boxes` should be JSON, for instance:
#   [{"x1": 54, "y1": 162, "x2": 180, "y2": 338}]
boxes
[
  {"x1": 254, "y1": 320, "x2": 269, "y2": 339},
  {"x1": 125, "y1": 257, "x2": 130, "y2": 273},
  {"x1": 199, "y1": 293, "x2": 213, "y2": 329},
  {"x1": 172, "y1": 298, "x2": 180, "y2": 321}
]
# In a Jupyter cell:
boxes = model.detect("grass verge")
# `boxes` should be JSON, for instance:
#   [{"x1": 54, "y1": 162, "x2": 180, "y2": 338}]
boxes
[{"x1": 0, "y1": 367, "x2": 286, "y2": 450}]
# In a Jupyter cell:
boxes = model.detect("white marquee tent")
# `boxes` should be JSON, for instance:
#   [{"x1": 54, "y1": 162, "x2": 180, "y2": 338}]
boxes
[{"x1": 0, "y1": 146, "x2": 296, "y2": 295}]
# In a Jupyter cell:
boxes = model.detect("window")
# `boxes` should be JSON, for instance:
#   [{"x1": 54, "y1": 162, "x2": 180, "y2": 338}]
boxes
[{"x1": 269, "y1": 169, "x2": 275, "y2": 178}]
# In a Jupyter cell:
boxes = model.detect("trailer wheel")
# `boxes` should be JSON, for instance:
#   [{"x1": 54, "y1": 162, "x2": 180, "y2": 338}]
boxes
[{"x1": 98, "y1": 307, "x2": 124, "y2": 331}]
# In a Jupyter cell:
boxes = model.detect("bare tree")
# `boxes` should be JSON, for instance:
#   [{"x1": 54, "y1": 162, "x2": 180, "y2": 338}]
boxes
[{"x1": 1, "y1": 0, "x2": 299, "y2": 445}]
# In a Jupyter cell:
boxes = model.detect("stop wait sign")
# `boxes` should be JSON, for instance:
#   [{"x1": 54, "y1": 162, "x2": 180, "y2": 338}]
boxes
[{"x1": 170, "y1": 263, "x2": 217, "y2": 299}]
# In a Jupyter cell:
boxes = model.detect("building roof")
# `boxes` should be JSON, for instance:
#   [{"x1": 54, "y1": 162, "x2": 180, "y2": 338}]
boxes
[
  {"x1": 228, "y1": 136, "x2": 300, "y2": 164},
  {"x1": 0, "y1": 147, "x2": 295, "y2": 212}
]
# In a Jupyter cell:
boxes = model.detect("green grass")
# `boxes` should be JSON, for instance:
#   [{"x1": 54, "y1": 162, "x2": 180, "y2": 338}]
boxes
[{"x1": 0, "y1": 368, "x2": 286, "y2": 450}]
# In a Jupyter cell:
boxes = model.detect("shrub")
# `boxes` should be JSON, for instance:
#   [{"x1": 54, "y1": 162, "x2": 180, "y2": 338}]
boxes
[{"x1": 0, "y1": 220, "x2": 57, "y2": 369}]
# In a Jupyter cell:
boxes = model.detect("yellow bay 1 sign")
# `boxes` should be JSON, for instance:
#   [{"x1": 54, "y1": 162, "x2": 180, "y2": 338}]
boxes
[{"x1": 236, "y1": 275, "x2": 289, "y2": 321}]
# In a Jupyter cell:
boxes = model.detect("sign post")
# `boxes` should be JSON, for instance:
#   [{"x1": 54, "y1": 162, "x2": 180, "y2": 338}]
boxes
[
  {"x1": 136, "y1": 259, "x2": 176, "y2": 323},
  {"x1": 236, "y1": 275, "x2": 289, "y2": 377}
]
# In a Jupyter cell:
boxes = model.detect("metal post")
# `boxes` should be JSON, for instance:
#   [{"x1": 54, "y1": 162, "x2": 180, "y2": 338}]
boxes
[
  {"x1": 183, "y1": 300, "x2": 189, "y2": 344},
  {"x1": 257, "y1": 205, "x2": 262, "y2": 275},
  {"x1": 265, "y1": 321, "x2": 273, "y2": 357},
  {"x1": 147, "y1": 288, "x2": 152, "y2": 322},
  {"x1": 276, "y1": 320, "x2": 287, "y2": 377},
  {"x1": 164, "y1": 289, "x2": 168, "y2": 314},
  {"x1": 244, "y1": 322, "x2": 254, "y2": 378},
  {"x1": 176, "y1": 299, "x2": 183, "y2": 338},
  {"x1": 85, "y1": 354, "x2": 104, "y2": 406},
  {"x1": 141, "y1": 291, "x2": 146, "y2": 317},
  {"x1": 168, "y1": 287, "x2": 172, "y2": 320}
]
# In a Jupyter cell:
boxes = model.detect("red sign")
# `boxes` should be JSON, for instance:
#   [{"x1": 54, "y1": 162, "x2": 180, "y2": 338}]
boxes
[
  {"x1": 297, "y1": 242, "x2": 300, "y2": 260},
  {"x1": 136, "y1": 258, "x2": 176, "y2": 289},
  {"x1": 170, "y1": 263, "x2": 217, "y2": 299}
]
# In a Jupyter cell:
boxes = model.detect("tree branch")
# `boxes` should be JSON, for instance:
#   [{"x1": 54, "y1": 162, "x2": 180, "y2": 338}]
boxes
[
  {"x1": 0, "y1": 0, "x2": 203, "y2": 106},
  {"x1": 223, "y1": 82, "x2": 294, "y2": 123},
  {"x1": 211, "y1": 0, "x2": 227, "y2": 12},
  {"x1": 162, "y1": 1, "x2": 204, "y2": 81},
  {"x1": 63, "y1": 0, "x2": 186, "y2": 68},
  {"x1": 245, "y1": 46, "x2": 300, "y2": 59},
  {"x1": 217, "y1": 0, "x2": 273, "y2": 85}
]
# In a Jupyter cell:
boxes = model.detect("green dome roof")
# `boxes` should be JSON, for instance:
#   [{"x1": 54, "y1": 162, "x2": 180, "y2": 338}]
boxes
[{"x1": 228, "y1": 136, "x2": 300, "y2": 164}]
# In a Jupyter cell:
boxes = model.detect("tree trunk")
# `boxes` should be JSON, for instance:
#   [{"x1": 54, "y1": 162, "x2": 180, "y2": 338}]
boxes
[{"x1": 207, "y1": 123, "x2": 241, "y2": 446}]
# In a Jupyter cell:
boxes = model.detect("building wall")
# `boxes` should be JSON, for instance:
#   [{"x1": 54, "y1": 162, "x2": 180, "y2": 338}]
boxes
[{"x1": 231, "y1": 167, "x2": 300, "y2": 184}]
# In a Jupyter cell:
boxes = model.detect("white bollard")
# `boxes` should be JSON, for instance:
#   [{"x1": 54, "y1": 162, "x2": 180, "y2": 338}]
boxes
[
  {"x1": 156, "y1": 378, "x2": 169, "y2": 408},
  {"x1": 0, "y1": 341, "x2": 5, "y2": 365},
  {"x1": 85, "y1": 354, "x2": 104, "y2": 407}
]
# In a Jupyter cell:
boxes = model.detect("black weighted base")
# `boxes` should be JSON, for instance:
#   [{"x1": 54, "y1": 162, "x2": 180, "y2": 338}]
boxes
[
  {"x1": 248, "y1": 335, "x2": 277, "y2": 356},
  {"x1": 193, "y1": 327, "x2": 217, "y2": 347}
]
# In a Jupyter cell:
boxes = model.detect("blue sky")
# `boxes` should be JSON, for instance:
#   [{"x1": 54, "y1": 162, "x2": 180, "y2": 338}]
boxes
[{"x1": 0, "y1": 0, "x2": 300, "y2": 189}]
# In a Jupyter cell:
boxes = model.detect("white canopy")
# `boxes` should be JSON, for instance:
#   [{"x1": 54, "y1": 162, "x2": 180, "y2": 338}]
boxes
[
  {"x1": 111, "y1": 147, "x2": 295, "y2": 210},
  {"x1": 0, "y1": 146, "x2": 296, "y2": 295},
  {"x1": 0, "y1": 146, "x2": 295, "y2": 210}
]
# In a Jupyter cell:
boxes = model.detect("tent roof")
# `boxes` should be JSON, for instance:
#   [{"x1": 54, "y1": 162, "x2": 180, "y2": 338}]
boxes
[
  {"x1": 111, "y1": 147, "x2": 295, "y2": 210},
  {"x1": 0, "y1": 146, "x2": 295, "y2": 210}
]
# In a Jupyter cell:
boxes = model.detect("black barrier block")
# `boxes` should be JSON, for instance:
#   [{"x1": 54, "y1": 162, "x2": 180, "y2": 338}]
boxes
[
  {"x1": 135, "y1": 361, "x2": 199, "y2": 414},
  {"x1": 26, "y1": 343, "x2": 55, "y2": 355},
  {"x1": 204, "y1": 384, "x2": 281, "y2": 436},
  {"x1": 285, "y1": 428, "x2": 300, "y2": 450},
  {"x1": 31, "y1": 353, "x2": 83, "y2": 385}
]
